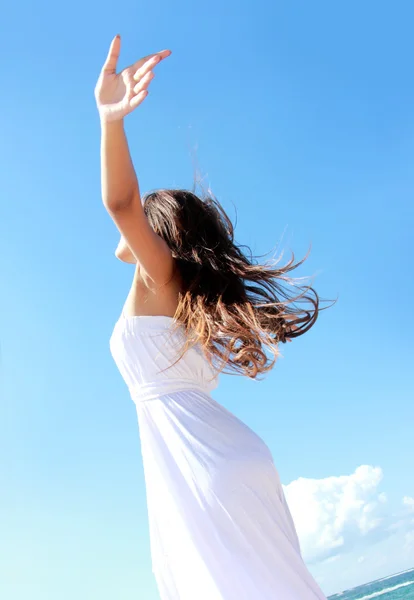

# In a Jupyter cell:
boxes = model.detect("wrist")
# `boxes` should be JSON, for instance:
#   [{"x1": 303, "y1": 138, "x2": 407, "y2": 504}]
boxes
[{"x1": 100, "y1": 116, "x2": 125, "y2": 131}]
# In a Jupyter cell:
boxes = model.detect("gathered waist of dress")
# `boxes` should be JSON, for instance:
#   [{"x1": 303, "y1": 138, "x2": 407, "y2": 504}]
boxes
[{"x1": 130, "y1": 378, "x2": 213, "y2": 404}]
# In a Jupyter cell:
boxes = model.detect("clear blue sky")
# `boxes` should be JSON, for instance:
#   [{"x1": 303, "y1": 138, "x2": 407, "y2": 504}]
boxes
[{"x1": 1, "y1": 0, "x2": 414, "y2": 597}]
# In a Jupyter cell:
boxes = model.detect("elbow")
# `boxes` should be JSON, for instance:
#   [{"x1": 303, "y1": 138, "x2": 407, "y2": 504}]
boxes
[
  {"x1": 103, "y1": 190, "x2": 136, "y2": 214},
  {"x1": 103, "y1": 197, "x2": 134, "y2": 214}
]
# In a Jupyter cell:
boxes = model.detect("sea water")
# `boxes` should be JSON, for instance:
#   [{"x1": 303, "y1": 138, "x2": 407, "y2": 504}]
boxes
[{"x1": 329, "y1": 568, "x2": 414, "y2": 600}]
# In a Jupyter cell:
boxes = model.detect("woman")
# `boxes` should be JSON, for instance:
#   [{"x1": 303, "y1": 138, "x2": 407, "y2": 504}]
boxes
[{"x1": 95, "y1": 35, "x2": 327, "y2": 600}]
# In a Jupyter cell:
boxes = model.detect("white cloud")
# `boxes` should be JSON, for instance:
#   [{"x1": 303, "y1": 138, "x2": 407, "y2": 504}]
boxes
[
  {"x1": 283, "y1": 465, "x2": 389, "y2": 563},
  {"x1": 389, "y1": 496, "x2": 414, "y2": 534},
  {"x1": 403, "y1": 496, "x2": 414, "y2": 510}
]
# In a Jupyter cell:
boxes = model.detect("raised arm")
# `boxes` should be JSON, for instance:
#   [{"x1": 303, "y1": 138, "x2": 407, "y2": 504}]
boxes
[{"x1": 95, "y1": 35, "x2": 173, "y2": 285}]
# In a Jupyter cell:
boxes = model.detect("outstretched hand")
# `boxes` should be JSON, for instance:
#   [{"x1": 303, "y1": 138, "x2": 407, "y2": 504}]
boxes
[{"x1": 95, "y1": 35, "x2": 171, "y2": 122}]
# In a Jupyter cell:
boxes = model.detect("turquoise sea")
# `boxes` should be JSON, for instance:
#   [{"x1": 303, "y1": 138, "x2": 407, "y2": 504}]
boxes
[{"x1": 329, "y1": 569, "x2": 414, "y2": 600}]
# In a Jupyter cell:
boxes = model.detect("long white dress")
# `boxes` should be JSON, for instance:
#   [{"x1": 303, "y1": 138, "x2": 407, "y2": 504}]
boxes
[{"x1": 110, "y1": 314, "x2": 326, "y2": 600}]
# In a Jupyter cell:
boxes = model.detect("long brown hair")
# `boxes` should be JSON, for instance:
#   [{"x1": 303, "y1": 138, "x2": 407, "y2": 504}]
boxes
[{"x1": 144, "y1": 189, "x2": 328, "y2": 378}]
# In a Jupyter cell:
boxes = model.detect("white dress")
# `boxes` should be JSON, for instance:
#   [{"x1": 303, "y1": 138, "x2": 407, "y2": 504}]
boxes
[{"x1": 110, "y1": 314, "x2": 326, "y2": 600}]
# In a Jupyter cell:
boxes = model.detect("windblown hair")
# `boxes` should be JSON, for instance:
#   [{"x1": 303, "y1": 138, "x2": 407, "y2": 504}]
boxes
[{"x1": 143, "y1": 189, "x2": 326, "y2": 378}]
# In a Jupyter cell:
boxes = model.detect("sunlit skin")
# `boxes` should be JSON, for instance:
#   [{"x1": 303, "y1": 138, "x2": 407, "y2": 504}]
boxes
[
  {"x1": 95, "y1": 37, "x2": 180, "y2": 318},
  {"x1": 95, "y1": 36, "x2": 297, "y2": 335},
  {"x1": 115, "y1": 236, "x2": 136, "y2": 263}
]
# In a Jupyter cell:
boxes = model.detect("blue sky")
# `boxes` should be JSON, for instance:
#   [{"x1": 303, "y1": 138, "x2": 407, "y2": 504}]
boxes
[{"x1": 1, "y1": 0, "x2": 414, "y2": 597}]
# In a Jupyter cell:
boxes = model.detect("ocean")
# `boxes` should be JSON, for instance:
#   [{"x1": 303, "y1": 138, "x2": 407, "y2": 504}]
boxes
[{"x1": 329, "y1": 568, "x2": 414, "y2": 600}]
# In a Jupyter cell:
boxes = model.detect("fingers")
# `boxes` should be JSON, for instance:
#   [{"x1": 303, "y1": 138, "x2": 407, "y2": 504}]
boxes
[
  {"x1": 133, "y1": 70, "x2": 154, "y2": 94},
  {"x1": 133, "y1": 56, "x2": 159, "y2": 82},
  {"x1": 129, "y1": 90, "x2": 148, "y2": 111},
  {"x1": 126, "y1": 70, "x2": 154, "y2": 113},
  {"x1": 133, "y1": 49, "x2": 171, "y2": 81},
  {"x1": 126, "y1": 48, "x2": 171, "y2": 114},
  {"x1": 152, "y1": 49, "x2": 172, "y2": 62},
  {"x1": 102, "y1": 34, "x2": 121, "y2": 74},
  {"x1": 132, "y1": 49, "x2": 171, "y2": 73}
]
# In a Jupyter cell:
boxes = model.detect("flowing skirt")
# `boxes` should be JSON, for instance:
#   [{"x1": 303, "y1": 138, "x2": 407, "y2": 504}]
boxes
[{"x1": 135, "y1": 389, "x2": 326, "y2": 600}]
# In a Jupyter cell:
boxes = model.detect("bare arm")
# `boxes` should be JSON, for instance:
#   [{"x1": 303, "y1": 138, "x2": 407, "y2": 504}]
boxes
[
  {"x1": 100, "y1": 120, "x2": 138, "y2": 212},
  {"x1": 100, "y1": 120, "x2": 172, "y2": 282},
  {"x1": 95, "y1": 36, "x2": 173, "y2": 284}
]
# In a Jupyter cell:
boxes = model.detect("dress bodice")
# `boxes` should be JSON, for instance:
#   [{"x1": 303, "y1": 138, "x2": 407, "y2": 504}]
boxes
[{"x1": 110, "y1": 315, "x2": 218, "y2": 403}]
